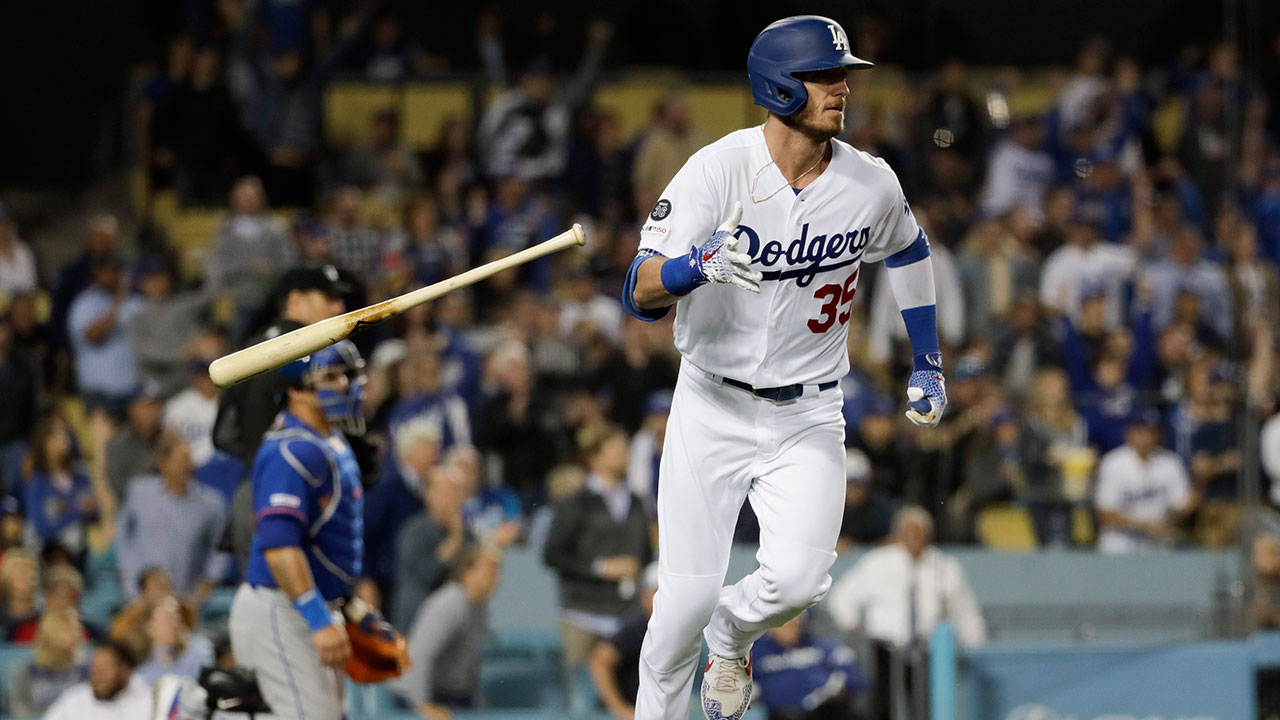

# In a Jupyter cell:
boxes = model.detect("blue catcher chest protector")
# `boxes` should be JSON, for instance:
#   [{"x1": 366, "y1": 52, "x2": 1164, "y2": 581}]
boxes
[{"x1": 747, "y1": 15, "x2": 874, "y2": 116}]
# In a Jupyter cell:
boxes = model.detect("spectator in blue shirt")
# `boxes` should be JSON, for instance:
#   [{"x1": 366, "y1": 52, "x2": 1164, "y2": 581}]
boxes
[
  {"x1": 751, "y1": 612, "x2": 867, "y2": 720},
  {"x1": 453, "y1": 444, "x2": 522, "y2": 547},
  {"x1": 115, "y1": 433, "x2": 227, "y2": 604},
  {"x1": 67, "y1": 254, "x2": 144, "y2": 422},
  {"x1": 24, "y1": 416, "x2": 98, "y2": 564},
  {"x1": 388, "y1": 350, "x2": 472, "y2": 451}
]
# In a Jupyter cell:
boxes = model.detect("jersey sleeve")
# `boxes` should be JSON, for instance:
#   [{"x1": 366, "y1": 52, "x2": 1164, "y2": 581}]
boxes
[
  {"x1": 636, "y1": 151, "x2": 723, "y2": 258},
  {"x1": 251, "y1": 436, "x2": 330, "y2": 528},
  {"x1": 861, "y1": 160, "x2": 925, "y2": 265}
]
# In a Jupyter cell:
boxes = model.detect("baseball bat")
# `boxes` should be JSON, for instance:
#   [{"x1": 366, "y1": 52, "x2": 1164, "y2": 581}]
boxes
[{"x1": 208, "y1": 224, "x2": 587, "y2": 388}]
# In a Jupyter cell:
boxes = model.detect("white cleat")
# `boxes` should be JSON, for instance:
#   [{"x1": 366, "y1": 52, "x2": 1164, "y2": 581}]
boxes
[{"x1": 700, "y1": 652, "x2": 753, "y2": 720}]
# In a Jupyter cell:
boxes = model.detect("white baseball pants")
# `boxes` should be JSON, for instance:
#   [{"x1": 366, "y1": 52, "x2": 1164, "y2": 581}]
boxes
[{"x1": 635, "y1": 360, "x2": 846, "y2": 719}]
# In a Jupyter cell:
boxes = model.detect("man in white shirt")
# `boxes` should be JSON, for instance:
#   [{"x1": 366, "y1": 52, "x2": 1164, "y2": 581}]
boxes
[
  {"x1": 45, "y1": 639, "x2": 152, "y2": 720},
  {"x1": 1095, "y1": 413, "x2": 1199, "y2": 553},
  {"x1": 827, "y1": 507, "x2": 986, "y2": 649},
  {"x1": 164, "y1": 359, "x2": 221, "y2": 467},
  {"x1": 826, "y1": 507, "x2": 984, "y2": 720},
  {"x1": 1039, "y1": 220, "x2": 1134, "y2": 327}
]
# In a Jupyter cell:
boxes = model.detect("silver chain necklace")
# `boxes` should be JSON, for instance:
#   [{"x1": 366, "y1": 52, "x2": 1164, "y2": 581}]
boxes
[{"x1": 749, "y1": 150, "x2": 826, "y2": 204}]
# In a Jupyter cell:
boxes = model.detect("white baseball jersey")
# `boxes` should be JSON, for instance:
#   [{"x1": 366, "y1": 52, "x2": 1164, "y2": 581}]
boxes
[
  {"x1": 1094, "y1": 445, "x2": 1190, "y2": 553},
  {"x1": 638, "y1": 125, "x2": 924, "y2": 387}
]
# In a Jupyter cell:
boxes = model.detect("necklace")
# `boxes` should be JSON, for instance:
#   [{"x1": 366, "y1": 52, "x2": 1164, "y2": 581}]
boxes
[{"x1": 749, "y1": 149, "x2": 826, "y2": 204}]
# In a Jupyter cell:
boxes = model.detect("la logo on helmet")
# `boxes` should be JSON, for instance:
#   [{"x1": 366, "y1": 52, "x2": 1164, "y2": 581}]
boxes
[{"x1": 828, "y1": 24, "x2": 848, "y2": 51}]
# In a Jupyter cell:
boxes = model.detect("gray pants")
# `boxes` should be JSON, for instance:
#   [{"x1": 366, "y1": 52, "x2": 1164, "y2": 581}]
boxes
[{"x1": 229, "y1": 584, "x2": 345, "y2": 720}]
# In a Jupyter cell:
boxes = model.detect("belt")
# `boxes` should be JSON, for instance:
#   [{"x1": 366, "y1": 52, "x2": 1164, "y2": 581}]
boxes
[{"x1": 718, "y1": 375, "x2": 838, "y2": 403}]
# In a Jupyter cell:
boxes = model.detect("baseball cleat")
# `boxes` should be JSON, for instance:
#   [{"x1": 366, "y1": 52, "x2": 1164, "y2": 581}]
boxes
[{"x1": 700, "y1": 652, "x2": 753, "y2": 720}]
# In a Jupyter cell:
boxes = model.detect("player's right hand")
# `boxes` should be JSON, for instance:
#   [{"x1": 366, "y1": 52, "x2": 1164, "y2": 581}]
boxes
[
  {"x1": 689, "y1": 201, "x2": 762, "y2": 293},
  {"x1": 313, "y1": 623, "x2": 353, "y2": 669}
]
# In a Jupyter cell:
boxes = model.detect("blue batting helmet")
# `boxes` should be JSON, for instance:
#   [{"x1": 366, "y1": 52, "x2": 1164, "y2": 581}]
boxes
[
  {"x1": 747, "y1": 16, "x2": 873, "y2": 116},
  {"x1": 281, "y1": 340, "x2": 367, "y2": 434}
]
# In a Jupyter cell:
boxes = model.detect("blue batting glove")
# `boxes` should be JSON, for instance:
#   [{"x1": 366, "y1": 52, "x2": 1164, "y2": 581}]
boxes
[{"x1": 905, "y1": 352, "x2": 947, "y2": 427}]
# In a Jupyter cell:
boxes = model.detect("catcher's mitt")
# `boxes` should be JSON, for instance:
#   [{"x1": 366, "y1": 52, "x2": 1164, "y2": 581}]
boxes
[{"x1": 342, "y1": 597, "x2": 411, "y2": 684}]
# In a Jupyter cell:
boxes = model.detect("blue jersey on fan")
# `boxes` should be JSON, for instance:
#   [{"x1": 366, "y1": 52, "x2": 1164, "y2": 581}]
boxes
[{"x1": 245, "y1": 412, "x2": 364, "y2": 601}]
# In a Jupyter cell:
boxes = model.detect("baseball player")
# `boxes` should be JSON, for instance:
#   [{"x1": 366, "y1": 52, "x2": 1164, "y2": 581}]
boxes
[
  {"x1": 228, "y1": 340, "x2": 367, "y2": 720},
  {"x1": 621, "y1": 16, "x2": 947, "y2": 720}
]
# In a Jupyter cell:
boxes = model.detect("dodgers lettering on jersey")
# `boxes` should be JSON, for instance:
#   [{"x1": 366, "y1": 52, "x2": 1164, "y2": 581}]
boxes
[
  {"x1": 245, "y1": 413, "x2": 364, "y2": 601},
  {"x1": 639, "y1": 126, "x2": 922, "y2": 387}
]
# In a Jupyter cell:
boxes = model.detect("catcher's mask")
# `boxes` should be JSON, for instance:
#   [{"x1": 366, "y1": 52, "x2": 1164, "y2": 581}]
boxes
[{"x1": 280, "y1": 340, "x2": 368, "y2": 435}]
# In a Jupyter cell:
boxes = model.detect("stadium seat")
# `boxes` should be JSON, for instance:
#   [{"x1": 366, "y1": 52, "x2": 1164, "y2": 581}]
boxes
[{"x1": 975, "y1": 505, "x2": 1038, "y2": 551}]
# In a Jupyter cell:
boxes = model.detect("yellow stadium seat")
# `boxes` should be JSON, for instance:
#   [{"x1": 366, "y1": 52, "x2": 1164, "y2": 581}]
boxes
[
  {"x1": 975, "y1": 504, "x2": 1038, "y2": 551},
  {"x1": 325, "y1": 84, "x2": 398, "y2": 149},
  {"x1": 56, "y1": 395, "x2": 92, "y2": 463},
  {"x1": 1152, "y1": 98, "x2": 1186, "y2": 154},
  {"x1": 402, "y1": 84, "x2": 471, "y2": 149},
  {"x1": 166, "y1": 210, "x2": 225, "y2": 282}
]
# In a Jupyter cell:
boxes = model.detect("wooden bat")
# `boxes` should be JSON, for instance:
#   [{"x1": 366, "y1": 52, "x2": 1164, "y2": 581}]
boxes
[{"x1": 208, "y1": 224, "x2": 587, "y2": 388}]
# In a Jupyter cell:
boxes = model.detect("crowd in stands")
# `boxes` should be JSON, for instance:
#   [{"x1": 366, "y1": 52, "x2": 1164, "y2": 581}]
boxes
[{"x1": 2, "y1": 2, "x2": 1280, "y2": 718}]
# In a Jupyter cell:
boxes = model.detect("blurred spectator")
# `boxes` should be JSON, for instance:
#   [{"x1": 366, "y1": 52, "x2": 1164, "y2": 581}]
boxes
[
  {"x1": 420, "y1": 116, "x2": 477, "y2": 189},
  {"x1": 476, "y1": 177, "x2": 559, "y2": 307},
  {"x1": 588, "y1": 561, "x2": 658, "y2": 720},
  {"x1": 525, "y1": 463, "x2": 586, "y2": 552},
  {"x1": 325, "y1": 186, "x2": 386, "y2": 287},
  {"x1": 392, "y1": 543, "x2": 502, "y2": 719},
  {"x1": 392, "y1": 464, "x2": 469, "y2": 632},
  {"x1": 389, "y1": 350, "x2": 472, "y2": 449},
  {"x1": 1057, "y1": 37, "x2": 1112, "y2": 137},
  {"x1": 1039, "y1": 217, "x2": 1133, "y2": 325},
  {"x1": 8, "y1": 291, "x2": 52, "y2": 394},
  {"x1": 919, "y1": 59, "x2": 986, "y2": 163},
  {"x1": 544, "y1": 423, "x2": 652, "y2": 678},
  {"x1": 205, "y1": 177, "x2": 292, "y2": 341},
  {"x1": 1095, "y1": 413, "x2": 1198, "y2": 553},
  {"x1": 751, "y1": 611, "x2": 866, "y2": 720},
  {"x1": 1138, "y1": 227, "x2": 1232, "y2": 342},
  {"x1": 478, "y1": 341, "x2": 560, "y2": 501},
  {"x1": 1020, "y1": 369, "x2": 1093, "y2": 545},
  {"x1": 104, "y1": 382, "x2": 164, "y2": 501},
  {"x1": 0, "y1": 549, "x2": 41, "y2": 641},
  {"x1": 848, "y1": 402, "x2": 912, "y2": 503},
  {"x1": 25, "y1": 416, "x2": 98, "y2": 562},
  {"x1": 212, "y1": 262, "x2": 347, "y2": 465},
  {"x1": 363, "y1": 418, "x2": 441, "y2": 602},
  {"x1": 631, "y1": 91, "x2": 707, "y2": 216},
  {"x1": 478, "y1": 38, "x2": 605, "y2": 184},
  {"x1": 1250, "y1": 533, "x2": 1280, "y2": 632},
  {"x1": 626, "y1": 390, "x2": 671, "y2": 517},
  {"x1": 44, "y1": 638, "x2": 150, "y2": 720},
  {"x1": 163, "y1": 359, "x2": 221, "y2": 467},
  {"x1": 564, "y1": 109, "x2": 631, "y2": 219},
  {"x1": 1263, "y1": 405, "x2": 1280, "y2": 507},
  {"x1": 133, "y1": 595, "x2": 214, "y2": 686},
  {"x1": 115, "y1": 434, "x2": 226, "y2": 602},
  {"x1": 828, "y1": 507, "x2": 985, "y2": 720},
  {"x1": 41, "y1": 565, "x2": 86, "y2": 623},
  {"x1": 953, "y1": 409, "x2": 1027, "y2": 539},
  {"x1": 128, "y1": 256, "x2": 212, "y2": 395},
  {"x1": 453, "y1": 445, "x2": 522, "y2": 547},
  {"x1": 1223, "y1": 216, "x2": 1278, "y2": 357},
  {"x1": 137, "y1": 36, "x2": 194, "y2": 191},
  {"x1": 222, "y1": 0, "x2": 368, "y2": 206},
  {"x1": 385, "y1": 195, "x2": 466, "y2": 292},
  {"x1": 343, "y1": 110, "x2": 424, "y2": 205},
  {"x1": 988, "y1": 294, "x2": 1060, "y2": 401},
  {"x1": 51, "y1": 215, "x2": 120, "y2": 352},
  {"x1": 153, "y1": 45, "x2": 245, "y2": 204},
  {"x1": 0, "y1": 312, "x2": 39, "y2": 491},
  {"x1": 590, "y1": 319, "x2": 677, "y2": 434},
  {"x1": 837, "y1": 448, "x2": 895, "y2": 550},
  {"x1": 1181, "y1": 363, "x2": 1241, "y2": 547},
  {"x1": 0, "y1": 206, "x2": 36, "y2": 300},
  {"x1": 108, "y1": 567, "x2": 197, "y2": 660},
  {"x1": 9, "y1": 608, "x2": 86, "y2": 717},
  {"x1": 360, "y1": 11, "x2": 433, "y2": 81},
  {"x1": 67, "y1": 254, "x2": 144, "y2": 462},
  {"x1": 559, "y1": 265, "x2": 624, "y2": 346},
  {"x1": 979, "y1": 117, "x2": 1052, "y2": 219},
  {"x1": 956, "y1": 213, "x2": 1040, "y2": 337}
]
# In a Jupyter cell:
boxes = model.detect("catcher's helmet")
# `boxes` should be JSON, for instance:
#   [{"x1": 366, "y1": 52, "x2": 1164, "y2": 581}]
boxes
[
  {"x1": 281, "y1": 340, "x2": 367, "y2": 434},
  {"x1": 747, "y1": 15, "x2": 873, "y2": 116}
]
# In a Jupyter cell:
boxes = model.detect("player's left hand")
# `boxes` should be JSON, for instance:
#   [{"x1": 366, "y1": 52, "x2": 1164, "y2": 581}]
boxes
[
  {"x1": 905, "y1": 353, "x2": 947, "y2": 427},
  {"x1": 692, "y1": 201, "x2": 763, "y2": 293}
]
